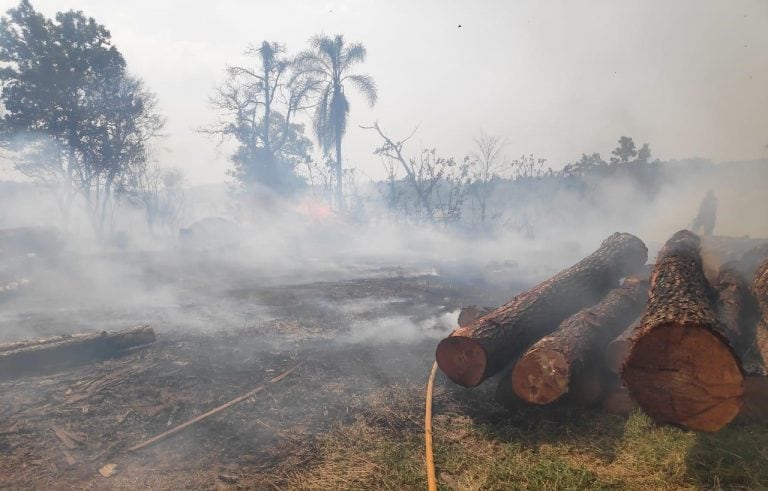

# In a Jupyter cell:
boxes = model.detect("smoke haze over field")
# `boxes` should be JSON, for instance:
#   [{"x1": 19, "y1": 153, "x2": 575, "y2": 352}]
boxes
[
  {"x1": 1, "y1": 3, "x2": 768, "y2": 486},
  {"x1": 0, "y1": 0, "x2": 766, "y2": 345},
  {"x1": 0, "y1": 0, "x2": 766, "y2": 184}
]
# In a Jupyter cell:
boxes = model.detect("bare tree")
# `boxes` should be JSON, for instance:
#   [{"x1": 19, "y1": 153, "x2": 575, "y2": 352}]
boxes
[
  {"x1": 301, "y1": 156, "x2": 335, "y2": 207},
  {"x1": 469, "y1": 130, "x2": 508, "y2": 227},
  {"x1": 361, "y1": 121, "x2": 469, "y2": 225},
  {"x1": 120, "y1": 162, "x2": 185, "y2": 235}
]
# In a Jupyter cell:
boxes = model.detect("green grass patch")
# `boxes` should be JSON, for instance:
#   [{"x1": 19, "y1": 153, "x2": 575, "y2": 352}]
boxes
[{"x1": 278, "y1": 387, "x2": 768, "y2": 490}]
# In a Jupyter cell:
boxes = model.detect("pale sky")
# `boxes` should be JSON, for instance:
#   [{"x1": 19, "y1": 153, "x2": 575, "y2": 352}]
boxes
[{"x1": 2, "y1": 0, "x2": 767, "y2": 185}]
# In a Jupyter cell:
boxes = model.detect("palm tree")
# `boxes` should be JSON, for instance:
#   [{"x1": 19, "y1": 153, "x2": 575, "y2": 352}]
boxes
[{"x1": 294, "y1": 34, "x2": 377, "y2": 210}]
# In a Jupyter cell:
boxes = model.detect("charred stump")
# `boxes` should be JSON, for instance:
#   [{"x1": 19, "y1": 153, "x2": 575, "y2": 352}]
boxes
[
  {"x1": 436, "y1": 232, "x2": 648, "y2": 387},
  {"x1": 622, "y1": 230, "x2": 744, "y2": 432},
  {"x1": 509, "y1": 277, "x2": 648, "y2": 405}
]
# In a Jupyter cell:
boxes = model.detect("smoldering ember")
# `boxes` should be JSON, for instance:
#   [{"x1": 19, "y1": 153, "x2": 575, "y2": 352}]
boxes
[{"x1": 0, "y1": 1, "x2": 767, "y2": 489}]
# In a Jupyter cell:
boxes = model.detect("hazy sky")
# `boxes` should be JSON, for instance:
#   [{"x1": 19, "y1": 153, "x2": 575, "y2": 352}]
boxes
[{"x1": 1, "y1": 0, "x2": 767, "y2": 185}]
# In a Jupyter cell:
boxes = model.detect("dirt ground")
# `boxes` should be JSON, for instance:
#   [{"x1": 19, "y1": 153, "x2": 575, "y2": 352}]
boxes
[{"x1": 0, "y1": 247, "x2": 522, "y2": 489}]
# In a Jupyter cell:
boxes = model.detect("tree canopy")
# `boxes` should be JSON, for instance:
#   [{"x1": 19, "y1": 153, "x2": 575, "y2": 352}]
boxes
[
  {"x1": 206, "y1": 41, "x2": 317, "y2": 195},
  {"x1": 0, "y1": 0, "x2": 163, "y2": 233},
  {"x1": 294, "y1": 34, "x2": 377, "y2": 209}
]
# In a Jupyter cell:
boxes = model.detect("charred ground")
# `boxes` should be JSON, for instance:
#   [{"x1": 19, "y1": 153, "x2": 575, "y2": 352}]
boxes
[
  {"x1": 0, "y1": 247, "x2": 512, "y2": 488},
  {"x1": 1, "y1": 246, "x2": 766, "y2": 489}
]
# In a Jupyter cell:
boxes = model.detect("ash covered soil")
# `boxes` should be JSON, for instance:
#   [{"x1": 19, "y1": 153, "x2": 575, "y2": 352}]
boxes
[{"x1": 0, "y1": 247, "x2": 526, "y2": 488}]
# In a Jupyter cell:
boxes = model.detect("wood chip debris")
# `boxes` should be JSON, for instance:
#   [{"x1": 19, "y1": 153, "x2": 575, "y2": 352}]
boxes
[{"x1": 99, "y1": 463, "x2": 117, "y2": 478}]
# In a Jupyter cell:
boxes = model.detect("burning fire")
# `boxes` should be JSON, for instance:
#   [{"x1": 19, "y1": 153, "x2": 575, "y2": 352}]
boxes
[{"x1": 296, "y1": 198, "x2": 334, "y2": 220}]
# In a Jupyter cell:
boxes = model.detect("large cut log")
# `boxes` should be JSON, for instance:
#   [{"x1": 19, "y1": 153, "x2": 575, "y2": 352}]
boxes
[
  {"x1": 714, "y1": 261, "x2": 764, "y2": 375},
  {"x1": 496, "y1": 361, "x2": 605, "y2": 408},
  {"x1": 753, "y1": 258, "x2": 768, "y2": 321},
  {"x1": 436, "y1": 232, "x2": 647, "y2": 387},
  {"x1": 458, "y1": 305, "x2": 493, "y2": 328},
  {"x1": 621, "y1": 230, "x2": 744, "y2": 432},
  {"x1": 604, "y1": 318, "x2": 641, "y2": 374},
  {"x1": 509, "y1": 277, "x2": 648, "y2": 405},
  {"x1": 752, "y1": 259, "x2": 768, "y2": 370},
  {"x1": 0, "y1": 325, "x2": 155, "y2": 379}
]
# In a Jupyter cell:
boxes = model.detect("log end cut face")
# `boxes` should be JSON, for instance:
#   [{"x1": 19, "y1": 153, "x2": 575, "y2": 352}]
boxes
[
  {"x1": 435, "y1": 336, "x2": 486, "y2": 387},
  {"x1": 623, "y1": 324, "x2": 744, "y2": 432},
  {"x1": 511, "y1": 348, "x2": 569, "y2": 405}
]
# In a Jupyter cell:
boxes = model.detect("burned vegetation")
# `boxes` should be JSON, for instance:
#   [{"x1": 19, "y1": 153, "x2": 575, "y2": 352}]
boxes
[
  {"x1": 1, "y1": 1, "x2": 767, "y2": 489},
  {"x1": 2, "y1": 227, "x2": 767, "y2": 489}
]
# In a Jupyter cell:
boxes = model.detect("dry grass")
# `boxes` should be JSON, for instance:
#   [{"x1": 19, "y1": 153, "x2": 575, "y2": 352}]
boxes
[{"x1": 275, "y1": 383, "x2": 768, "y2": 490}]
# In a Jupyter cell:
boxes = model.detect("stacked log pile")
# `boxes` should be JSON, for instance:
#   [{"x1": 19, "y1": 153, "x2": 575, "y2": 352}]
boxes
[
  {"x1": 436, "y1": 232, "x2": 648, "y2": 387},
  {"x1": 437, "y1": 231, "x2": 768, "y2": 432}
]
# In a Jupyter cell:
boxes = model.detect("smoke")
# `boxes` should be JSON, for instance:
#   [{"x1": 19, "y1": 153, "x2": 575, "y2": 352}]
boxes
[
  {"x1": 342, "y1": 311, "x2": 458, "y2": 344},
  {"x1": 0, "y1": 151, "x2": 766, "y2": 348}
]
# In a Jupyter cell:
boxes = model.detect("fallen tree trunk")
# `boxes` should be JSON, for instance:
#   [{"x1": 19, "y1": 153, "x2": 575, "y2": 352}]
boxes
[
  {"x1": 496, "y1": 361, "x2": 605, "y2": 408},
  {"x1": 752, "y1": 259, "x2": 768, "y2": 371},
  {"x1": 622, "y1": 230, "x2": 744, "y2": 432},
  {"x1": 604, "y1": 318, "x2": 642, "y2": 374},
  {"x1": 458, "y1": 305, "x2": 493, "y2": 328},
  {"x1": 753, "y1": 258, "x2": 768, "y2": 321},
  {"x1": 509, "y1": 277, "x2": 648, "y2": 405},
  {"x1": 714, "y1": 261, "x2": 764, "y2": 375},
  {"x1": 0, "y1": 325, "x2": 156, "y2": 379},
  {"x1": 436, "y1": 232, "x2": 647, "y2": 387}
]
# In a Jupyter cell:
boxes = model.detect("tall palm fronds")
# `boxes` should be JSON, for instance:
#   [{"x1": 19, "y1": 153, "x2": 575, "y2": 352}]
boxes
[{"x1": 293, "y1": 34, "x2": 377, "y2": 209}]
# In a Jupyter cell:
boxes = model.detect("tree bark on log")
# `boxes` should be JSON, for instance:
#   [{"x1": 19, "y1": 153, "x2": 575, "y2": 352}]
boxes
[
  {"x1": 604, "y1": 318, "x2": 642, "y2": 374},
  {"x1": 752, "y1": 259, "x2": 768, "y2": 371},
  {"x1": 622, "y1": 230, "x2": 744, "y2": 432},
  {"x1": 436, "y1": 232, "x2": 648, "y2": 387},
  {"x1": 458, "y1": 306, "x2": 493, "y2": 328},
  {"x1": 509, "y1": 277, "x2": 648, "y2": 405},
  {"x1": 0, "y1": 325, "x2": 156, "y2": 379},
  {"x1": 714, "y1": 261, "x2": 764, "y2": 375}
]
